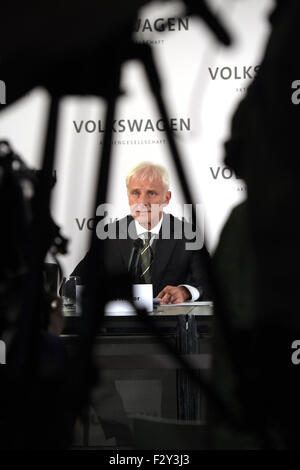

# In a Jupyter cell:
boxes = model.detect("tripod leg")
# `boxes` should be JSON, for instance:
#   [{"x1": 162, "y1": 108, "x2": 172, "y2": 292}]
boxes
[
  {"x1": 19, "y1": 96, "x2": 60, "y2": 373},
  {"x1": 80, "y1": 63, "x2": 121, "y2": 340},
  {"x1": 137, "y1": 44, "x2": 195, "y2": 212}
]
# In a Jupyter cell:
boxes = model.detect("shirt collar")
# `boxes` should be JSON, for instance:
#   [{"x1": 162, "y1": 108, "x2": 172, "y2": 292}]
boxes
[{"x1": 134, "y1": 213, "x2": 164, "y2": 237}]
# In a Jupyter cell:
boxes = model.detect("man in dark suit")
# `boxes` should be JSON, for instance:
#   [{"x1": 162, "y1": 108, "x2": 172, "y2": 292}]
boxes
[{"x1": 72, "y1": 162, "x2": 210, "y2": 303}]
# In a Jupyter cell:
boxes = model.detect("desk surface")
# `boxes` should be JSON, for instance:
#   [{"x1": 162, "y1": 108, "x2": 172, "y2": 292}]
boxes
[
  {"x1": 155, "y1": 304, "x2": 213, "y2": 316},
  {"x1": 63, "y1": 304, "x2": 213, "y2": 336},
  {"x1": 63, "y1": 303, "x2": 213, "y2": 318}
]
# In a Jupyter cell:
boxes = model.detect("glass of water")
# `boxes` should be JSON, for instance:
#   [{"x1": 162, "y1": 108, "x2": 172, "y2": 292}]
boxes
[{"x1": 61, "y1": 276, "x2": 81, "y2": 315}]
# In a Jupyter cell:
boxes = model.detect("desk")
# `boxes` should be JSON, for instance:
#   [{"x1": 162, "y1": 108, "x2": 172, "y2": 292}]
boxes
[{"x1": 62, "y1": 304, "x2": 213, "y2": 447}]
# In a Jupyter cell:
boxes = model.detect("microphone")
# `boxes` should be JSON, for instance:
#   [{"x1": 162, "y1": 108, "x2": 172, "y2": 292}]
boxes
[{"x1": 128, "y1": 238, "x2": 143, "y2": 282}]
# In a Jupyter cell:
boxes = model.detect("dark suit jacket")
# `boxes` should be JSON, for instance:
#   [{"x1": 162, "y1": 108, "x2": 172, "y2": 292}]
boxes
[{"x1": 71, "y1": 214, "x2": 211, "y2": 299}]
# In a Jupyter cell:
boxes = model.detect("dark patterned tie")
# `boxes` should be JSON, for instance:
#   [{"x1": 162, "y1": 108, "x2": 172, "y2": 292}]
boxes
[{"x1": 140, "y1": 232, "x2": 152, "y2": 283}]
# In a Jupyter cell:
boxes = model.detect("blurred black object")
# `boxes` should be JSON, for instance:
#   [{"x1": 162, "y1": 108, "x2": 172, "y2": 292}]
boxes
[
  {"x1": 0, "y1": 1, "x2": 231, "y2": 106},
  {"x1": 0, "y1": 141, "x2": 62, "y2": 323},
  {"x1": 43, "y1": 263, "x2": 59, "y2": 295},
  {"x1": 209, "y1": 0, "x2": 300, "y2": 449},
  {"x1": 183, "y1": 0, "x2": 231, "y2": 46},
  {"x1": 0, "y1": 141, "x2": 69, "y2": 448}
]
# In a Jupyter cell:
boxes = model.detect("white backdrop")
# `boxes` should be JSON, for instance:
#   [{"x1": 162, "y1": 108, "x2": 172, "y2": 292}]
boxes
[{"x1": 0, "y1": 0, "x2": 274, "y2": 276}]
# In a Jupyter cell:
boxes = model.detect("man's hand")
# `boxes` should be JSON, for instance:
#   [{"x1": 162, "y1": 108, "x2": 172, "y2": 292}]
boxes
[{"x1": 157, "y1": 285, "x2": 191, "y2": 305}]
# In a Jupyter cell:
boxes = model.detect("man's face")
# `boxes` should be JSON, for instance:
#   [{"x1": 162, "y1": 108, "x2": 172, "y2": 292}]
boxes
[{"x1": 127, "y1": 175, "x2": 171, "y2": 229}]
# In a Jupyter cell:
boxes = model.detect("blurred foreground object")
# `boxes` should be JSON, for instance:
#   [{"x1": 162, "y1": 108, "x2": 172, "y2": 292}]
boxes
[{"x1": 210, "y1": 0, "x2": 300, "y2": 449}]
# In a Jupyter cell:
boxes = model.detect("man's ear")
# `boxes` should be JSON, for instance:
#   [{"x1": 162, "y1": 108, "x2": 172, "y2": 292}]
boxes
[{"x1": 164, "y1": 191, "x2": 171, "y2": 206}]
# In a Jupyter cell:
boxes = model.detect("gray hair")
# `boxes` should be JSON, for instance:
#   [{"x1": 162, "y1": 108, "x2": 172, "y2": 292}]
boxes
[{"x1": 126, "y1": 162, "x2": 170, "y2": 191}]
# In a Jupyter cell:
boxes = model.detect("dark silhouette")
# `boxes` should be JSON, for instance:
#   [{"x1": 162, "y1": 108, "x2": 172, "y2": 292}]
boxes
[{"x1": 209, "y1": 0, "x2": 300, "y2": 449}]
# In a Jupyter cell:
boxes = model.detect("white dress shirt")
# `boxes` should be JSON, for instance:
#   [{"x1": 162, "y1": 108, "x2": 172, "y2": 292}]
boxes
[{"x1": 134, "y1": 215, "x2": 200, "y2": 301}]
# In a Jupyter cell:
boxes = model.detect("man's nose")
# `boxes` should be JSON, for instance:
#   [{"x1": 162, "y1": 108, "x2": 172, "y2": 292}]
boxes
[{"x1": 139, "y1": 192, "x2": 150, "y2": 205}]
